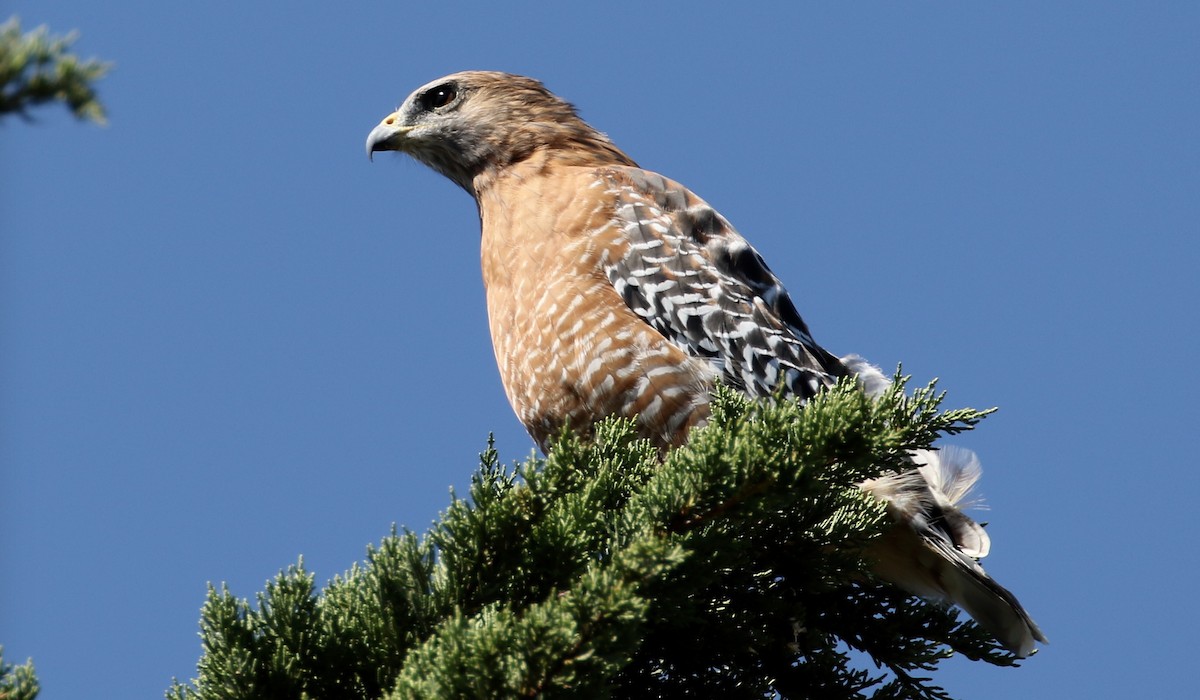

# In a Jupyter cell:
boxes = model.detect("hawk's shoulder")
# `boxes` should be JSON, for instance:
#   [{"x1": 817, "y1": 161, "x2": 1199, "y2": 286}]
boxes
[{"x1": 592, "y1": 165, "x2": 846, "y2": 400}]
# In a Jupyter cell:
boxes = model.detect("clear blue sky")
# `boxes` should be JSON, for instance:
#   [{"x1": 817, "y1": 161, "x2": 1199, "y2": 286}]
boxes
[{"x1": 2, "y1": 3, "x2": 1196, "y2": 697}]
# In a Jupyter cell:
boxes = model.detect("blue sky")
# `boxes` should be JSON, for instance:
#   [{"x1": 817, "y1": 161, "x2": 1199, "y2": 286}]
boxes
[{"x1": 2, "y1": 2, "x2": 1196, "y2": 697}]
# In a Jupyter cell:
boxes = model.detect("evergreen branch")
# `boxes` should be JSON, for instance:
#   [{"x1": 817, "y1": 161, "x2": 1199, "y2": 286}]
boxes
[
  {"x1": 0, "y1": 16, "x2": 111, "y2": 124},
  {"x1": 0, "y1": 647, "x2": 40, "y2": 700}
]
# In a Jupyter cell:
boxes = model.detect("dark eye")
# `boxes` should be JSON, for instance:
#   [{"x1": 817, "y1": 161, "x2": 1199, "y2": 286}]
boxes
[{"x1": 421, "y1": 83, "x2": 457, "y2": 111}]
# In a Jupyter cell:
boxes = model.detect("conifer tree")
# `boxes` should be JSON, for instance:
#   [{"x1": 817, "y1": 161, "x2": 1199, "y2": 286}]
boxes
[{"x1": 168, "y1": 379, "x2": 1024, "y2": 699}]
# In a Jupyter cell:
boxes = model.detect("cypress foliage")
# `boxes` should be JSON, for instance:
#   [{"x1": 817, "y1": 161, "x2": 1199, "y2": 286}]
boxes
[
  {"x1": 0, "y1": 16, "x2": 110, "y2": 124},
  {"x1": 168, "y1": 378, "x2": 1022, "y2": 699},
  {"x1": 0, "y1": 647, "x2": 40, "y2": 700}
]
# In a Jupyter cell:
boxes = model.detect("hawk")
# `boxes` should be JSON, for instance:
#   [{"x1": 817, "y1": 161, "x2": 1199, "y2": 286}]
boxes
[{"x1": 366, "y1": 71, "x2": 1045, "y2": 656}]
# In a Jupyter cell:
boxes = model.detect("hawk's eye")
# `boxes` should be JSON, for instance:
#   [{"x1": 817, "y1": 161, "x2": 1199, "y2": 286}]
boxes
[{"x1": 422, "y1": 84, "x2": 457, "y2": 111}]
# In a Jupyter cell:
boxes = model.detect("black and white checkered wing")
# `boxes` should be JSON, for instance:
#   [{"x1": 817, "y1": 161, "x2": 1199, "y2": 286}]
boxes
[{"x1": 599, "y1": 166, "x2": 846, "y2": 401}]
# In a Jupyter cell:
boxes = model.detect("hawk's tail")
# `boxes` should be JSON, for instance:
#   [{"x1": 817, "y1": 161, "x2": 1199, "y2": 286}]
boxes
[
  {"x1": 840, "y1": 354, "x2": 1046, "y2": 655},
  {"x1": 862, "y1": 446, "x2": 1048, "y2": 657}
]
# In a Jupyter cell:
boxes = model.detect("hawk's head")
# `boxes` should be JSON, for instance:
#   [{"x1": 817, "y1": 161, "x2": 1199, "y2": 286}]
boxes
[{"x1": 367, "y1": 71, "x2": 635, "y2": 194}]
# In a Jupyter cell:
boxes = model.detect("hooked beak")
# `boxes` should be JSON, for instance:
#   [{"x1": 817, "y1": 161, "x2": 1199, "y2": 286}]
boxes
[{"x1": 366, "y1": 112, "x2": 413, "y2": 161}]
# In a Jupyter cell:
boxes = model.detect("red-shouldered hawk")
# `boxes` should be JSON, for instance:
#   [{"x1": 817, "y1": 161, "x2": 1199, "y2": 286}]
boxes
[{"x1": 366, "y1": 71, "x2": 1045, "y2": 656}]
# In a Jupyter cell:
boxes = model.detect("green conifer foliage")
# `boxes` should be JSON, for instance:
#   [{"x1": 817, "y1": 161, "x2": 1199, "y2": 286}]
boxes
[
  {"x1": 0, "y1": 647, "x2": 40, "y2": 700},
  {"x1": 0, "y1": 17, "x2": 110, "y2": 124},
  {"x1": 168, "y1": 378, "x2": 1020, "y2": 700}
]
